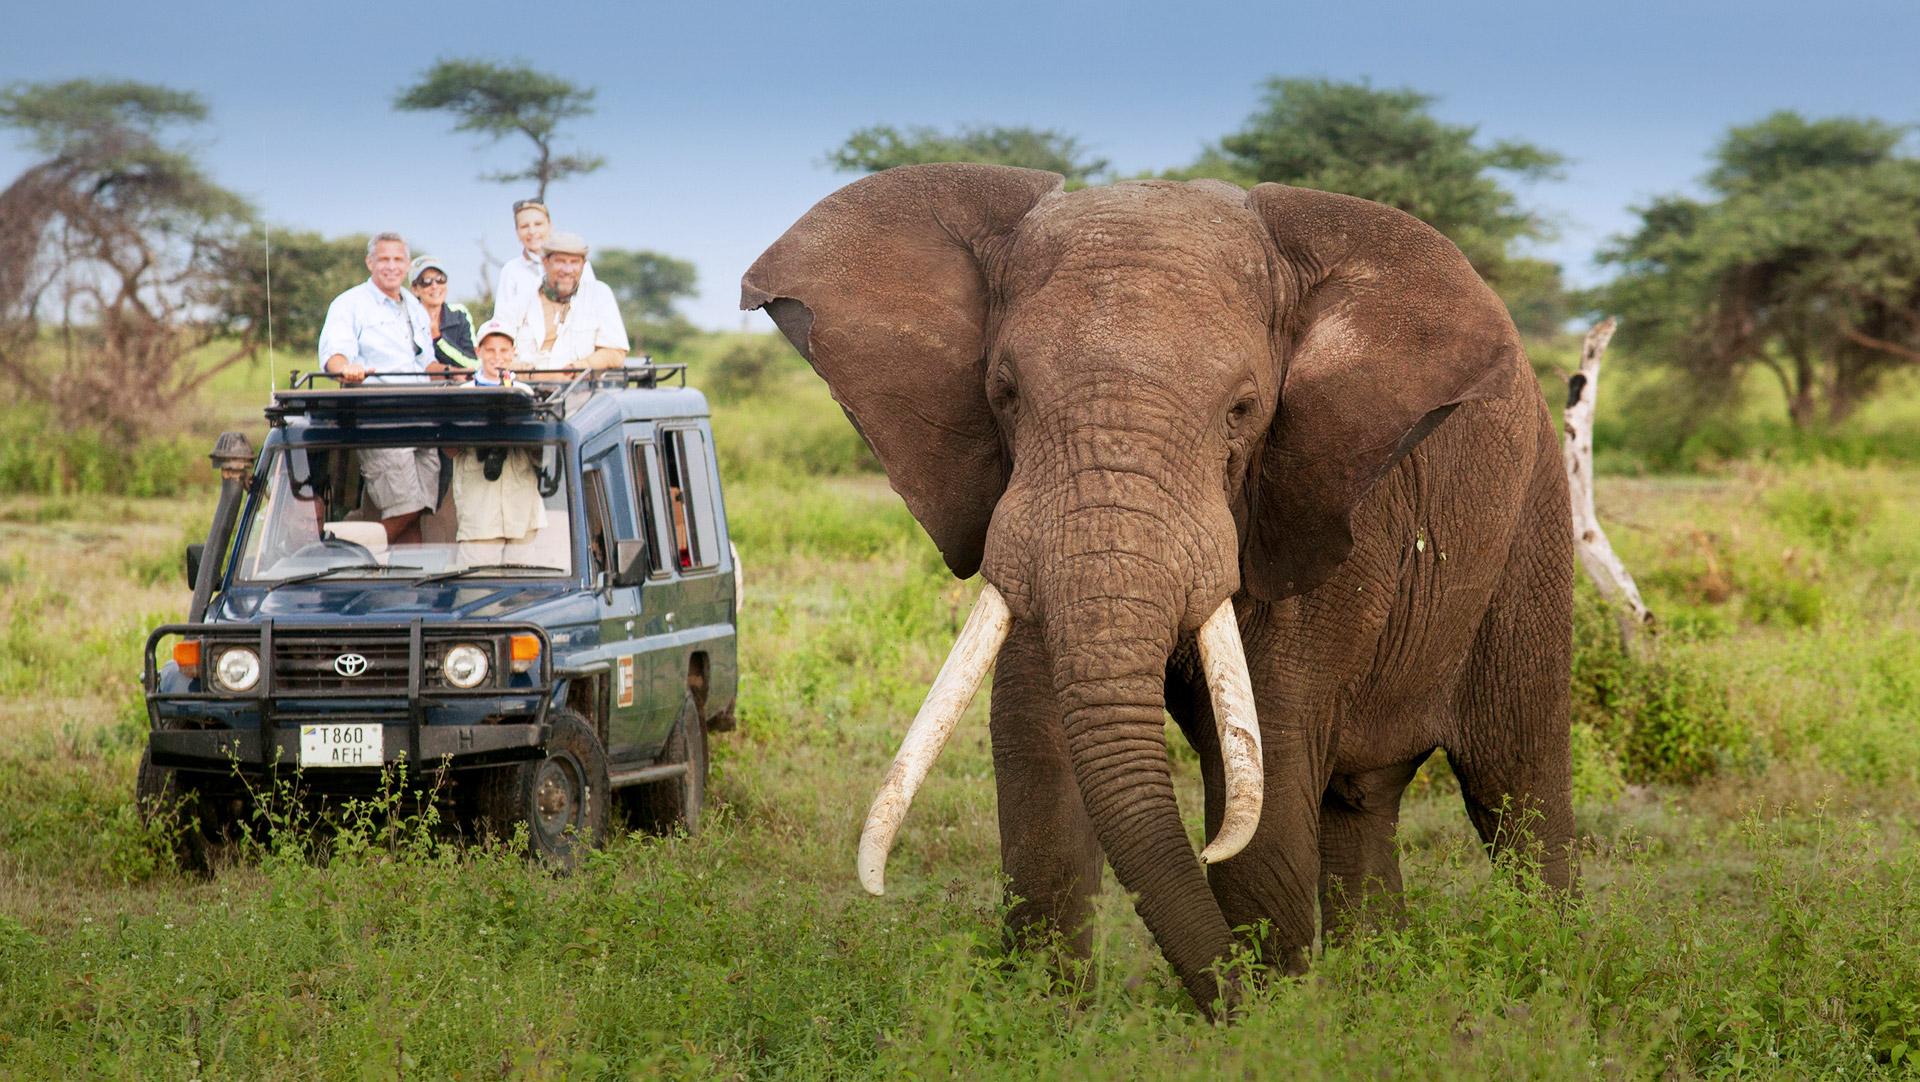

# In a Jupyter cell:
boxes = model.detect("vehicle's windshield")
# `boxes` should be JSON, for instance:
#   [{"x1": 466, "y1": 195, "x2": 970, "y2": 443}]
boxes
[{"x1": 234, "y1": 442, "x2": 573, "y2": 582}]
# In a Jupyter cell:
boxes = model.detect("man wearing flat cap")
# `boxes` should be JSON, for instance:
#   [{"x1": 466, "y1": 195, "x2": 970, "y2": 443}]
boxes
[{"x1": 506, "y1": 231, "x2": 630, "y2": 375}]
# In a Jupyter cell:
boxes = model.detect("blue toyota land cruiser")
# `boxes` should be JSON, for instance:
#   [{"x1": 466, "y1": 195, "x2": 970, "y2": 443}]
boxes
[{"x1": 139, "y1": 365, "x2": 739, "y2": 867}]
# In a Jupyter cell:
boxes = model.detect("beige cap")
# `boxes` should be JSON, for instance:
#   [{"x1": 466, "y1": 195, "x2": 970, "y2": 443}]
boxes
[{"x1": 542, "y1": 231, "x2": 588, "y2": 257}]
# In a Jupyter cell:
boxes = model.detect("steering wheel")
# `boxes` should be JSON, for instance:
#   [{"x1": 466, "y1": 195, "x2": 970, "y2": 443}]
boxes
[{"x1": 289, "y1": 536, "x2": 375, "y2": 563}]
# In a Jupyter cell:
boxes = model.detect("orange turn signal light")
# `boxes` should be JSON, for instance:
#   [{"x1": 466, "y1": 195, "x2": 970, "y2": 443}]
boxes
[
  {"x1": 172, "y1": 638, "x2": 203, "y2": 676},
  {"x1": 509, "y1": 633, "x2": 540, "y2": 673}
]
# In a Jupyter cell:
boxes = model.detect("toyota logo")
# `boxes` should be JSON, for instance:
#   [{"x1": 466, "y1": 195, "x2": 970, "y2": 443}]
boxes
[{"x1": 333, "y1": 653, "x2": 369, "y2": 677}]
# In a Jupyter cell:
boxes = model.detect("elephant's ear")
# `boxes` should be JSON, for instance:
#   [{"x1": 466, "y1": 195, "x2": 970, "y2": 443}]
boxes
[
  {"x1": 1241, "y1": 184, "x2": 1523, "y2": 600},
  {"x1": 741, "y1": 164, "x2": 1063, "y2": 578}
]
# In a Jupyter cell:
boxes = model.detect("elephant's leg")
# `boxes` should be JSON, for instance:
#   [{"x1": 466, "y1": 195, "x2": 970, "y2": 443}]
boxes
[
  {"x1": 1446, "y1": 496, "x2": 1576, "y2": 890},
  {"x1": 989, "y1": 621, "x2": 1104, "y2": 960},
  {"x1": 1168, "y1": 663, "x2": 1324, "y2": 974},
  {"x1": 1317, "y1": 756, "x2": 1426, "y2": 942}
]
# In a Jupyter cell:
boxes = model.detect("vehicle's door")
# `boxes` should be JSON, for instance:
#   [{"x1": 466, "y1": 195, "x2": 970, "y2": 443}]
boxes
[
  {"x1": 644, "y1": 423, "x2": 736, "y2": 726},
  {"x1": 621, "y1": 426, "x2": 690, "y2": 747},
  {"x1": 578, "y1": 428, "x2": 647, "y2": 761}
]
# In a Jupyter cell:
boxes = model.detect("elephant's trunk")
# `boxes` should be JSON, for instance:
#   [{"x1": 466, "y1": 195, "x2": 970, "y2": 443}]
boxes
[{"x1": 1043, "y1": 552, "x2": 1238, "y2": 1012}]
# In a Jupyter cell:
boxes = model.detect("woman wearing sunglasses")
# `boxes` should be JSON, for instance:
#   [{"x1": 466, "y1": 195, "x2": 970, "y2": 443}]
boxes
[{"x1": 410, "y1": 255, "x2": 479, "y2": 378}]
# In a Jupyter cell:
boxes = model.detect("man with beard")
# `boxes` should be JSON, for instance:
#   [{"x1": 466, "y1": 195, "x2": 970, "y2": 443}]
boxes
[{"x1": 506, "y1": 231, "x2": 629, "y2": 376}]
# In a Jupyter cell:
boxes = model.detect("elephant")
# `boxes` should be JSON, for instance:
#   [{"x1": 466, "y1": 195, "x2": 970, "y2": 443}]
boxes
[{"x1": 740, "y1": 163, "x2": 1575, "y2": 1016}]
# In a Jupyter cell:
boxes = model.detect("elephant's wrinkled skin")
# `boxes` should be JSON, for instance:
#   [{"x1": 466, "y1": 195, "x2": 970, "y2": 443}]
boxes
[{"x1": 742, "y1": 164, "x2": 1574, "y2": 1015}]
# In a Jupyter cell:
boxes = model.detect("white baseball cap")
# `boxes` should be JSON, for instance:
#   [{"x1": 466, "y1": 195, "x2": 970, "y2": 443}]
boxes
[{"x1": 474, "y1": 320, "x2": 516, "y2": 347}]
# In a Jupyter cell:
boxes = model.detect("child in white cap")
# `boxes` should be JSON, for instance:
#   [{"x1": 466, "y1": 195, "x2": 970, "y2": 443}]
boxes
[
  {"x1": 450, "y1": 320, "x2": 550, "y2": 567},
  {"x1": 469, "y1": 319, "x2": 522, "y2": 387}
]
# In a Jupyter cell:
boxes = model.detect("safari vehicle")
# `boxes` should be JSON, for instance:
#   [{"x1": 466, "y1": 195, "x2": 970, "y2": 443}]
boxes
[{"x1": 139, "y1": 365, "x2": 739, "y2": 867}]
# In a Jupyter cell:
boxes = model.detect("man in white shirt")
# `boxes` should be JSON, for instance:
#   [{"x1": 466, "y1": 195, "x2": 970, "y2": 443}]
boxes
[
  {"x1": 507, "y1": 231, "x2": 630, "y2": 376},
  {"x1": 316, "y1": 232, "x2": 439, "y2": 544},
  {"x1": 318, "y1": 233, "x2": 435, "y2": 385},
  {"x1": 492, "y1": 198, "x2": 596, "y2": 327}
]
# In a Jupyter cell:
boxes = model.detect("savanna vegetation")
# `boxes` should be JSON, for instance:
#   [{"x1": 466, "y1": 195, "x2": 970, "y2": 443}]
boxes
[
  {"x1": 4, "y1": 63, "x2": 1920, "y2": 1079},
  {"x1": 3, "y1": 330, "x2": 1920, "y2": 1077}
]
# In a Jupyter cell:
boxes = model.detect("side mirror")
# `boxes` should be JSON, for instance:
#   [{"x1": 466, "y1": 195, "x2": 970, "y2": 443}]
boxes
[
  {"x1": 612, "y1": 539, "x2": 649, "y2": 587},
  {"x1": 185, "y1": 544, "x2": 205, "y2": 589}
]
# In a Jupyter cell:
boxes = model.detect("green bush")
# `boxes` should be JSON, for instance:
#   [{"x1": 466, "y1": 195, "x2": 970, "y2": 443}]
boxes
[
  {"x1": 702, "y1": 335, "x2": 794, "y2": 401},
  {"x1": 1570, "y1": 585, "x2": 1745, "y2": 784},
  {"x1": 1763, "y1": 469, "x2": 1883, "y2": 551},
  {"x1": 0, "y1": 407, "x2": 207, "y2": 498}
]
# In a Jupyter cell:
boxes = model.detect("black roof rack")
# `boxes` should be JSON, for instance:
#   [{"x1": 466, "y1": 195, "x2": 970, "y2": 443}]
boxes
[{"x1": 271, "y1": 361, "x2": 688, "y2": 426}]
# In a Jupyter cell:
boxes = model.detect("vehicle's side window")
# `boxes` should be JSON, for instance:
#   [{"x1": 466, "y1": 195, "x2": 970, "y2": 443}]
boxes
[
  {"x1": 628, "y1": 441, "x2": 667, "y2": 576},
  {"x1": 582, "y1": 467, "x2": 612, "y2": 578},
  {"x1": 660, "y1": 429, "x2": 719, "y2": 571}
]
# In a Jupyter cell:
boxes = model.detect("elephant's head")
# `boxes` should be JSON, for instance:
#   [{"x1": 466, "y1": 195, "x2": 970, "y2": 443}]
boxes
[{"x1": 742, "y1": 164, "x2": 1519, "y2": 995}]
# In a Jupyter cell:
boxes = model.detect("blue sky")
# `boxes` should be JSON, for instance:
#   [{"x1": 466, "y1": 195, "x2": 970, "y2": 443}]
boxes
[{"x1": 3, "y1": 0, "x2": 1916, "y2": 332}]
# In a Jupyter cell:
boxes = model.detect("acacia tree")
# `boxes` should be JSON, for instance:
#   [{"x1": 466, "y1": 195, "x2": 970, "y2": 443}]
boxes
[
  {"x1": 828, "y1": 124, "x2": 1110, "y2": 188},
  {"x1": 395, "y1": 59, "x2": 603, "y2": 202},
  {"x1": 0, "y1": 79, "x2": 254, "y2": 438},
  {"x1": 1169, "y1": 78, "x2": 1566, "y2": 334},
  {"x1": 211, "y1": 229, "x2": 370, "y2": 358},
  {"x1": 1595, "y1": 112, "x2": 1920, "y2": 428},
  {"x1": 592, "y1": 247, "x2": 698, "y2": 354}
]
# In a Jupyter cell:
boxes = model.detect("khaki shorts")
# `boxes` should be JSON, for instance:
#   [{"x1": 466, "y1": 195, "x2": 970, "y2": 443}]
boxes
[{"x1": 359, "y1": 447, "x2": 440, "y2": 518}]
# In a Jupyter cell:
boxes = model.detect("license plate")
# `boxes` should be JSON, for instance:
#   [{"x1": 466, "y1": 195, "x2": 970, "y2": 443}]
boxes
[{"x1": 299, "y1": 724, "x2": 384, "y2": 767}]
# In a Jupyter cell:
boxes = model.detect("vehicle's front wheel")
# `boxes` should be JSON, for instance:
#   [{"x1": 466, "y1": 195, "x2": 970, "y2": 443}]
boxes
[
  {"x1": 473, "y1": 709, "x2": 609, "y2": 869},
  {"x1": 135, "y1": 748, "x2": 242, "y2": 874},
  {"x1": 627, "y1": 695, "x2": 708, "y2": 837}
]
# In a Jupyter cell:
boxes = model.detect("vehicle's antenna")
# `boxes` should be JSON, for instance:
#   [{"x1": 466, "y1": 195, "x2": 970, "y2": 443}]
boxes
[{"x1": 263, "y1": 223, "x2": 276, "y2": 401}]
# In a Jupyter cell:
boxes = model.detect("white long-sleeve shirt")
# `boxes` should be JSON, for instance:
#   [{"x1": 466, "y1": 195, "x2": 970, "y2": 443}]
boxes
[
  {"x1": 316, "y1": 279, "x2": 434, "y2": 381},
  {"x1": 493, "y1": 252, "x2": 597, "y2": 328},
  {"x1": 508, "y1": 279, "x2": 630, "y2": 371}
]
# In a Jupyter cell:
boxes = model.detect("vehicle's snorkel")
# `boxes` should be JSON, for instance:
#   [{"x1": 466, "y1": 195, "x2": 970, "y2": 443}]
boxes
[{"x1": 187, "y1": 431, "x2": 255, "y2": 623}]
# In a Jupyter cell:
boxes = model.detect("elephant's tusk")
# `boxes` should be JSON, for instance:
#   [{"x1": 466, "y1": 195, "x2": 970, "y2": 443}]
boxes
[
  {"x1": 1197, "y1": 598, "x2": 1263, "y2": 864},
  {"x1": 858, "y1": 583, "x2": 1013, "y2": 896}
]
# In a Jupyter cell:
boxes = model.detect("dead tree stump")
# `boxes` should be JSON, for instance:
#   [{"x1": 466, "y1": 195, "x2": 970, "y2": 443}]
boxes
[{"x1": 1562, "y1": 317, "x2": 1654, "y2": 651}]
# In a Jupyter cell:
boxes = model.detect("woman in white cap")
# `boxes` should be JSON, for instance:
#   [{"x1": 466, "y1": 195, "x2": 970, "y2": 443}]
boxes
[
  {"x1": 410, "y1": 255, "x2": 478, "y2": 377},
  {"x1": 493, "y1": 198, "x2": 595, "y2": 327}
]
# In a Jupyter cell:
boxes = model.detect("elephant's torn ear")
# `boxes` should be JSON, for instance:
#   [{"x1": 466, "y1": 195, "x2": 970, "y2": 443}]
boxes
[
  {"x1": 1240, "y1": 184, "x2": 1523, "y2": 600},
  {"x1": 740, "y1": 164, "x2": 1064, "y2": 578}
]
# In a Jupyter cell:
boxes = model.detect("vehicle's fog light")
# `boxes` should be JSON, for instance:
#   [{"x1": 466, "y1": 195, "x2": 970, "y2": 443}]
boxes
[
  {"x1": 214, "y1": 646, "x2": 261, "y2": 692},
  {"x1": 442, "y1": 643, "x2": 490, "y2": 688},
  {"x1": 509, "y1": 632, "x2": 540, "y2": 674}
]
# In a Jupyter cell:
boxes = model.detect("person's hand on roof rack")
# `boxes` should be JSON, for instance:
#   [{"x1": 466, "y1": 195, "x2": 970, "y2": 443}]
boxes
[{"x1": 326, "y1": 359, "x2": 369, "y2": 386}]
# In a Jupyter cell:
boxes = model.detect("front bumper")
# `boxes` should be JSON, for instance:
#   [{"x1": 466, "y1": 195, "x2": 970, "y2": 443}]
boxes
[
  {"x1": 149, "y1": 721, "x2": 547, "y2": 772},
  {"x1": 143, "y1": 619, "x2": 556, "y2": 771}
]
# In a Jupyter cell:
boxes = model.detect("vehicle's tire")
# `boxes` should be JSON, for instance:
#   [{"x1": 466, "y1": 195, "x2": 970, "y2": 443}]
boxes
[
  {"x1": 627, "y1": 695, "x2": 708, "y2": 837},
  {"x1": 473, "y1": 709, "x2": 609, "y2": 869},
  {"x1": 135, "y1": 748, "x2": 241, "y2": 874}
]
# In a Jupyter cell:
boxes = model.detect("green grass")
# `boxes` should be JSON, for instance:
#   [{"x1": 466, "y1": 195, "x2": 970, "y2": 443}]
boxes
[{"x1": 4, "y1": 346, "x2": 1920, "y2": 1076}]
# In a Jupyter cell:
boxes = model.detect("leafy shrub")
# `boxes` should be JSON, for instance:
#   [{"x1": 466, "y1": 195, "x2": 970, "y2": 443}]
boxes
[
  {"x1": 1740, "y1": 575, "x2": 1825, "y2": 628},
  {"x1": 0, "y1": 406, "x2": 207, "y2": 497},
  {"x1": 1763, "y1": 469, "x2": 1882, "y2": 551},
  {"x1": 702, "y1": 335, "x2": 794, "y2": 400},
  {"x1": 1569, "y1": 585, "x2": 1745, "y2": 784}
]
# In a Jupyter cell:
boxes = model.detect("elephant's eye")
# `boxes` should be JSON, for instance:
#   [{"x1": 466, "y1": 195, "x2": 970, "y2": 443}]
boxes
[
  {"x1": 989, "y1": 371, "x2": 1020, "y2": 416},
  {"x1": 1226, "y1": 397, "x2": 1257, "y2": 433}
]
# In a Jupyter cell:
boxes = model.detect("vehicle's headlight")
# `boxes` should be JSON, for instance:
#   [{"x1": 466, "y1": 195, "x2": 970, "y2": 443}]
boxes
[
  {"x1": 441, "y1": 643, "x2": 490, "y2": 689},
  {"x1": 214, "y1": 646, "x2": 261, "y2": 692}
]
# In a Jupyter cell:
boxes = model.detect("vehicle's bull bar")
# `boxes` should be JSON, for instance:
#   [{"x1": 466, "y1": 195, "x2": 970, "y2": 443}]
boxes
[{"x1": 143, "y1": 619, "x2": 555, "y2": 768}]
